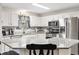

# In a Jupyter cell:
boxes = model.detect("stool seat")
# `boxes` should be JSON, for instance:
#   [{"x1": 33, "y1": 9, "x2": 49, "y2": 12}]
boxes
[{"x1": 27, "y1": 44, "x2": 57, "y2": 55}]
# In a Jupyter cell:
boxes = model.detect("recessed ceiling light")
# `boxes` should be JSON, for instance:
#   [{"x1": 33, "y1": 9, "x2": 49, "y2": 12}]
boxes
[{"x1": 32, "y1": 3, "x2": 50, "y2": 10}]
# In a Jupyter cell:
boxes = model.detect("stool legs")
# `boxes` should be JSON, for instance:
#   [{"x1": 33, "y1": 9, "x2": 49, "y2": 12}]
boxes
[
  {"x1": 29, "y1": 49, "x2": 54, "y2": 55},
  {"x1": 39, "y1": 49, "x2": 44, "y2": 55},
  {"x1": 51, "y1": 50, "x2": 54, "y2": 55},
  {"x1": 29, "y1": 50, "x2": 31, "y2": 55},
  {"x1": 29, "y1": 50, "x2": 36, "y2": 55},
  {"x1": 47, "y1": 50, "x2": 50, "y2": 55},
  {"x1": 33, "y1": 49, "x2": 36, "y2": 55}
]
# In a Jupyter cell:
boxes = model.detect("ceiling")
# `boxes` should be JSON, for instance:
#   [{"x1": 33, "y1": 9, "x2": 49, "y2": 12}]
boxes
[{"x1": 1, "y1": 3, "x2": 79, "y2": 14}]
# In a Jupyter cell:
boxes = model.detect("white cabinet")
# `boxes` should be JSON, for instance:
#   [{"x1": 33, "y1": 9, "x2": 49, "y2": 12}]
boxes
[
  {"x1": 0, "y1": 8, "x2": 18, "y2": 26},
  {"x1": 11, "y1": 11, "x2": 18, "y2": 26},
  {"x1": 1, "y1": 43, "x2": 10, "y2": 53},
  {"x1": 1, "y1": 10, "x2": 11, "y2": 26},
  {"x1": 41, "y1": 16, "x2": 49, "y2": 26},
  {"x1": 30, "y1": 16, "x2": 41, "y2": 26},
  {"x1": 30, "y1": 16, "x2": 50, "y2": 26}
]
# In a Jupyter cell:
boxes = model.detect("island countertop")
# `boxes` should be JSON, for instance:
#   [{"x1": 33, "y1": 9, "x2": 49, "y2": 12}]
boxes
[{"x1": 1, "y1": 34, "x2": 79, "y2": 49}]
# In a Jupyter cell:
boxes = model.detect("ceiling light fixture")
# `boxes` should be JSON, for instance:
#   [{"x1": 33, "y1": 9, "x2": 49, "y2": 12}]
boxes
[
  {"x1": 32, "y1": 3, "x2": 50, "y2": 10},
  {"x1": 18, "y1": 9, "x2": 27, "y2": 15}
]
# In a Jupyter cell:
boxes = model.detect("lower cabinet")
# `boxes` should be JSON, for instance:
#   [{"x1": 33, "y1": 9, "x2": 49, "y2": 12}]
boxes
[{"x1": 1, "y1": 43, "x2": 10, "y2": 53}]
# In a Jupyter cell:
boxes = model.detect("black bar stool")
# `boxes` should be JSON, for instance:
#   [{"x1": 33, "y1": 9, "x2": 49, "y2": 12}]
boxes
[{"x1": 27, "y1": 44, "x2": 57, "y2": 55}]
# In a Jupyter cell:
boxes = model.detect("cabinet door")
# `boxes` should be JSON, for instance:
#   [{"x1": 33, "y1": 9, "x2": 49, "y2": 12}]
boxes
[
  {"x1": 1, "y1": 10, "x2": 11, "y2": 26},
  {"x1": 1, "y1": 9, "x2": 18, "y2": 26},
  {"x1": 41, "y1": 16, "x2": 49, "y2": 26},
  {"x1": 30, "y1": 16, "x2": 41, "y2": 26},
  {"x1": 1, "y1": 43, "x2": 10, "y2": 53},
  {"x1": 11, "y1": 11, "x2": 18, "y2": 26},
  {"x1": 0, "y1": 7, "x2": 3, "y2": 27}
]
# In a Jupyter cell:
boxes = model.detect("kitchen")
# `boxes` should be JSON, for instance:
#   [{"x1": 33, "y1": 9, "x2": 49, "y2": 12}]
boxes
[{"x1": 0, "y1": 3, "x2": 79, "y2": 55}]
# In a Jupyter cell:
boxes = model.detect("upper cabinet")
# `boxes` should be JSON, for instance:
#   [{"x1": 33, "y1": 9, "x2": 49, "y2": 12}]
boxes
[
  {"x1": 30, "y1": 16, "x2": 50, "y2": 27},
  {"x1": 11, "y1": 11, "x2": 18, "y2": 26},
  {"x1": 1, "y1": 8, "x2": 19, "y2": 26},
  {"x1": 30, "y1": 16, "x2": 41, "y2": 27},
  {"x1": 1, "y1": 9, "x2": 11, "y2": 26},
  {"x1": 41, "y1": 16, "x2": 49, "y2": 26}
]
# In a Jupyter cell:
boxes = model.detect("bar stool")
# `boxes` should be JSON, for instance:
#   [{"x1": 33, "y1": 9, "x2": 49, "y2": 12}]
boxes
[{"x1": 27, "y1": 44, "x2": 57, "y2": 55}]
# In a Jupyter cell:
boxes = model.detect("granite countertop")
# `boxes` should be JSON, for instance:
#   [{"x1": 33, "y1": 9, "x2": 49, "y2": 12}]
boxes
[
  {"x1": 1, "y1": 34, "x2": 79, "y2": 49},
  {"x1": 48, "y1": 37, "x2": 79, "y2": 48}
]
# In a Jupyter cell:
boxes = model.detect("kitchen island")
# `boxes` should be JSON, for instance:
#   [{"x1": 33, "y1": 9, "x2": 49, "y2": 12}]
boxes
[{"x1": 0, "y1": 34, "x2": 79, "y2": 55}]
